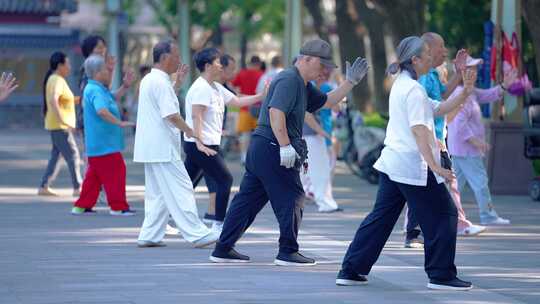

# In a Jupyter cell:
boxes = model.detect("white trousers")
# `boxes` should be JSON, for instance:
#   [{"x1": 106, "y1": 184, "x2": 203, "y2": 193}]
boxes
[
  {"x1": 301, "y1": 135, "x2": 338, "y2": 212},
  {"x1": 138, "y1": 160, "x2": 211, "y2": 243}
]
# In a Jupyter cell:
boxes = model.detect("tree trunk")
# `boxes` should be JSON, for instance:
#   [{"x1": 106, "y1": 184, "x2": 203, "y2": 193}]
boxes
[
  {"x1": 208, "y1": 24, "x2": 224, "y2": 48},
  {"x1": 303, "y1": 0, "x2": 330, "y2": 42},
  {"x1": 353, "y1": 0, "x2": 389, "y2": 113},
  {"x1": 523, "y1": 0, "x2": 540, "y2": 83},
  {"x1": 240, "y1": 32, "x2": 248, "y2": 68},
  {"x1": 239, "y1": 10, "x2": 254, "y2": 68},
  {"x1": 335, "y1": 0, "x2": 370, "y2": 111},
  {"x1": 373, "y1": 0, "x2": 426, "y2": 44}
]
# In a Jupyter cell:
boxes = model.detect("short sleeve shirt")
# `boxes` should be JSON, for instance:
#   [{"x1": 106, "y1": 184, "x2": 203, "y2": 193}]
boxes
[
  {"x1": 373, "y1": 71, "x2": 444, "y2": 186},
  {"x1": 254, "y1": 67, "x2": 327, "y2": 142},
  {"x1": 133, "y1": 68, "x2": 183, "y2": 163},
  {"x1": 184, "y1": 76, "x2": 235, "y2": 145},
  {"x1": 82, "y1": 80, "x2": 124, "y2": 157},
  {"x1": 44, "y1": 74, "x2": 76, "y2": 130},
  {"x1": 418, "y1": 68, "x2": 447, "y2": 140},
  {"x1": 232, "y1": 68, "x2": 263, "y2": 111}
]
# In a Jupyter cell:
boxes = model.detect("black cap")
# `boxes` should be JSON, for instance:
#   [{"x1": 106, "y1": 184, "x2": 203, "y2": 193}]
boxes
[{"x1": 299, "y1": 39, "x2": 337, "y2": 68}]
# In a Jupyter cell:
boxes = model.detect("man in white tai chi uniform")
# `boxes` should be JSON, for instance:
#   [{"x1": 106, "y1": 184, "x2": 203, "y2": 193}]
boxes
[{"x1": 134, "y1": 40, "x2": 219, "y2": 248}]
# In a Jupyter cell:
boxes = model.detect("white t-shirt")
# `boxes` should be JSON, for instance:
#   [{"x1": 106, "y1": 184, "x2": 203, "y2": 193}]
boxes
[
  {"x1": 184, "y1": 76, "x2": 235, "y2": 145},
  {"x1": 373, "y1": 71, "x2": 444, "y2": 186},
  {"x1": 133, "y1": 68, "x2": 182, "y2": 163}
]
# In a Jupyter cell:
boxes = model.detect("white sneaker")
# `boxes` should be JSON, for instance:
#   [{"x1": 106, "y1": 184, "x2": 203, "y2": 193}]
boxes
[
  {"x1": 193, "y1": 231, "x2": 219, "y2": 248},
  {"x1": 457, "y1": 225, "x2": 486, "y2": 236},
  {"x1": 38, "y1": 187, "x2": 59, "y2": 196},
  {"x1": 165, "y1": 224, "x2": 180, "y2": 235},
  {"x1": 481, "y1": 217, "x2": 510, "y2": 225},
  {"x1": 211, "y1": 221, "x2": 224, "y2": 234},
  {"x1": 109, "y1": 209, "x2": 136, "y2": 216}
]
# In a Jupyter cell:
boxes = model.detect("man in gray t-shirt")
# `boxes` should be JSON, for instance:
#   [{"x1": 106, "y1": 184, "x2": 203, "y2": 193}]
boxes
[
  {"x1": 254, "y1": 67, "x2": 327, "y2": 142},
  {"x1": 211, "y1": 39, "x2": 369, "y2": 266}
]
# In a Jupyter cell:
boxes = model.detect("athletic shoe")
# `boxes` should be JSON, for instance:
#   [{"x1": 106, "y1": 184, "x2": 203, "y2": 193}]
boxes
[
  {"x1": 71, "y1": 207, "x2": 96, "y2": 215},
  {"x1": 211, "y1": 221, "x2": 224, "y2": 234},
  {"x1": 38, "y1": 187, "x2": 59, "y2": 196},
  {"x1": 404, "y1": 236, "x2": 424, "y2": 248},
  {"x1": 457, "y1": 225, "x2": 486, "y2": 236},
  {"x1": 137, "y1": 240, "x2": 167, "y2": 248},
  {"x1": 427, "y1": 277, "x2": 473, "y2": 291},
  {"x1": 481, "y1": 217, "x2": 510, "y2": 225},
  {"x1": 203, "y1": 213, "x2": 217, "y2": 225},
  {"x1": 319, "y1": 207, "x2": 344, "y2": 213},
  {"x1": 210, "y1": 248, "x2": 250, "y2": 263},
  {"x1": 274, "y1": 252, "x2": 316, "y2": 266},
  {"x1": 336, "y1": 270, "x2": 368, "y2": 286},
  {"x1": 165, "y1": 224, "x2": 180, "y2": 235},
  {"x1": 109, "y1": 209, "x2": 136, "y2": 216},
  {"x1": 193, "y1": 231, "x2": 219, "y2": 248}
]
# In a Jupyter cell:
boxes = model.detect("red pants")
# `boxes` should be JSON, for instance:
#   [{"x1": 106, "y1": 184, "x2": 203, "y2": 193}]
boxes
[{"x1": 74, "y1": 152, "x2": 129, "y2": 211}]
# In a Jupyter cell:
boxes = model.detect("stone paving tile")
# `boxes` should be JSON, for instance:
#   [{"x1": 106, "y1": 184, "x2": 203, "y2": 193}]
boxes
[{"x1": 1, "y1": 129, "x2": 539, "y2": 303}]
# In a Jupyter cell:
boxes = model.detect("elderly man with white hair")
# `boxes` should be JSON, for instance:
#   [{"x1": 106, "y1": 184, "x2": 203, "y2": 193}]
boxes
[
  {"x1": 72, "y1": 55, "x2": 135, "y2": 216},
  {"x1": 134, "y1": 40, "x2": 219, "y2": 248}
]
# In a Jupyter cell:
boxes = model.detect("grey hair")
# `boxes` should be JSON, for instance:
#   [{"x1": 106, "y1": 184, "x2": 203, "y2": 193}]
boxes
[
  {"x1": 386, "y1": 36, "x2": 425, "y2": 79},
  {"x1": 84, "y1": 55, "x2": 106, "y2": 79},
  {"x1": 421, "y1": 32, "x2": 441, "y2": 47}
]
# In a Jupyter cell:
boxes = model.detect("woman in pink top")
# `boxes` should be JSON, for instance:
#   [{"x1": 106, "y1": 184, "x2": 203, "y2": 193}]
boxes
[{"x1": 447, "y1": 56, "x2": 516, "y2": 226}]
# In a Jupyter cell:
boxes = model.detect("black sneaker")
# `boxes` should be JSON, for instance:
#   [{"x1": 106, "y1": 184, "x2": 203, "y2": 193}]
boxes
[
  {"x1": 404, "y1": 233, "x2": 424, "y2": 248},
  {"x1": 427, "y1": 278, "x2": 473, "y2": 291},
  {"x1": 336, "y1": 270, "x2": 368, "y2": 286},
  {"x1": 210, "y1": 248, "x2": 250, "y2": 263},
  {"x1": 274, "y1": 252, "x2": 316, "y2": 266}
]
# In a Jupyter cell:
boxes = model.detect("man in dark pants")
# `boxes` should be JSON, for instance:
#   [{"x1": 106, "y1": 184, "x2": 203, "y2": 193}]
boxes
[{"x1": 210, "y1": 39, "x2": 368, "y2": 266}]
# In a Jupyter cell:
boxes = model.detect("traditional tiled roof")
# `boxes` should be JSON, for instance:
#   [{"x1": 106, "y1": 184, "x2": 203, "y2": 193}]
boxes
[
  {"x1": 0, "y1": 26, "x2": 79, "y2": 48},
  {"x1": 0, "y1": 0, "x2": 77, "y2": 15}
]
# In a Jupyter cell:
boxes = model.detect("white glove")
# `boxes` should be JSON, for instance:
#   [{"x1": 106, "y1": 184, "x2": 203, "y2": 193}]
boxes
[
  {"x1": 279, "y1": 144, "x2": 298, "y2": 169},
  {"x1": 346, "y1": 57, "x2": 369, "y2": 85}
]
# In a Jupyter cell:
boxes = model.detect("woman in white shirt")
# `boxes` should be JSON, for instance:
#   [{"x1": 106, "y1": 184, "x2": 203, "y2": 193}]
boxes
[
  {"x1": 336, "y1": 36, "x2": 475, "y2": 291},
  {"x1": 184, "y1": 48, "x2": 265, "y2": 232}
]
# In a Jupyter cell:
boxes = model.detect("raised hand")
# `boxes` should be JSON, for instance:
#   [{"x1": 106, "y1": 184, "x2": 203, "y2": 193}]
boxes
[
  {"x1": 345, "y1": 57, "x2": 369, "y2": 85},
  {"x1": 0, "y1": 72, "x2": 18, "y2": 102},
  {"x1": 454, "y1": 49, "x2": 468, "y2": 73},
  {"x1": 462, "y1": 68, "x2": 477, "y2": 94},
  {"x1": 122, "y1": 68, "x2": 135, "y2": 88},
  {"x1": 175, "y1": 64, "x2": 190, "y2": 85}
]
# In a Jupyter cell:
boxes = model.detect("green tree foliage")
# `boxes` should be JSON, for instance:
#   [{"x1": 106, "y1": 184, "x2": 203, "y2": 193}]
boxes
[
  {"x1": 125, "y1": 0, "x2": 284, "y2": 48},
  {"x1": 425, "y1": 0, "x2": 491, "y2": 56}
]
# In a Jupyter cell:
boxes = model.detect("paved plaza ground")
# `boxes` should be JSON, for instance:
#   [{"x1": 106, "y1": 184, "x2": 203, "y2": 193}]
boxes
[{"x1": 1, "y1": 129, "x2": 539, "y2": 303}]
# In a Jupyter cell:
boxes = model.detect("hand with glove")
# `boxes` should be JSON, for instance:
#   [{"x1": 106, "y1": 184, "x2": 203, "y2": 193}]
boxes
[
  {"x1": 279, "y1": 144, "x2": 298, "y2": 169},
  {"x1": 346, "y1": 57, "x2": 369, "y2": 85}
]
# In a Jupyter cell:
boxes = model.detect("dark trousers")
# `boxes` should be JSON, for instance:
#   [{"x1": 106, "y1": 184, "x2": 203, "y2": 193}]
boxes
[
  {"x1": 184, "y1": 142, "x2": 233, "y2": 222},
  {"x1": 215, "y1": 135, "x2": 305, "y2": 254},
  {"x1": 341, "y1": 171, "x2": 458, "y2": 281},
  {"x1": 40, "y1": 129, "x2": 81, "y2": 189}
]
